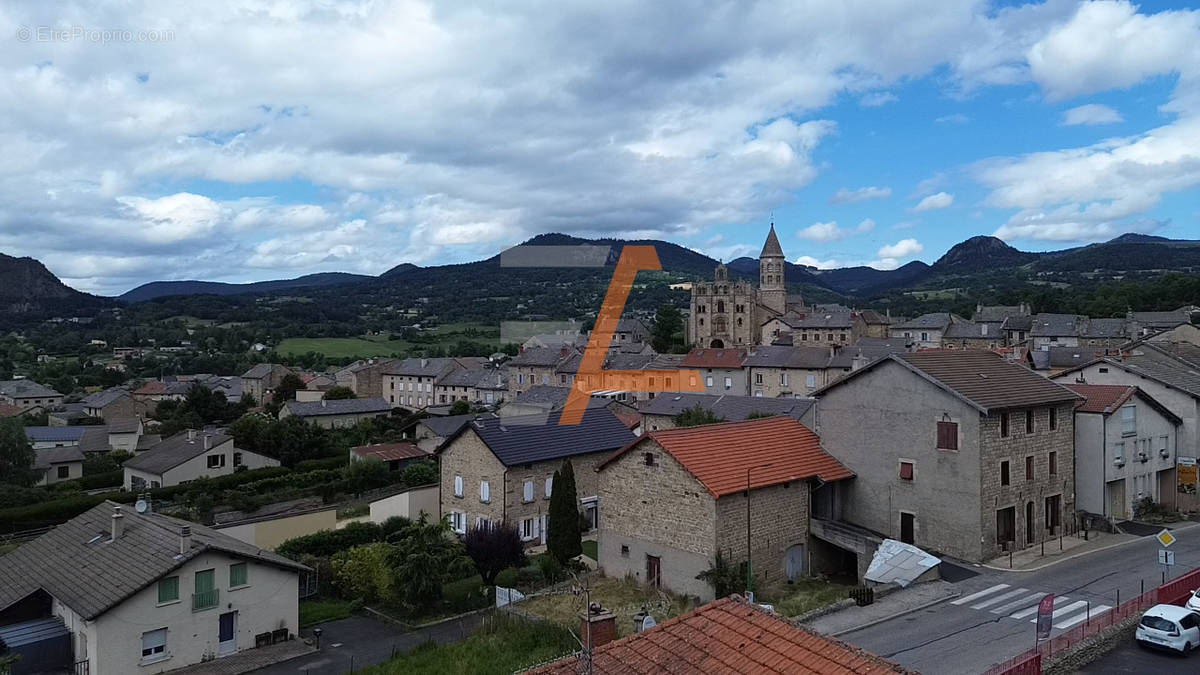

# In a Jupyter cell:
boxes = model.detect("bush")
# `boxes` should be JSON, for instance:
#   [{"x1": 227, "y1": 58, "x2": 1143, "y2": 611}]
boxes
[
  {"x1": 401, "y1": 460, "x2": 438, "y2": 487},
  {"x1": 535, "y1": 554, "x2": 564, "y2": 584},
  {"x1": 277, "y1": 521, "x2": 385, "y2": 559},
  {"x1": 72, "y1": 470, "x2": 124, "y2": 491},
  {"x1": 296, "y1": 456, "x2": 349, "y2": 472},
  {"x1": 331, "y1": 543, "x2": 398, "y2": 604}
]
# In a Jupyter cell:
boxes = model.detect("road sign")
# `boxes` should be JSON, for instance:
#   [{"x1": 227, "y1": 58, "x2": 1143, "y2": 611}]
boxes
[
  {"x1": 1156, "y1": 529, "x2": 1177, "y2": 548},
  {"x1": 1035, "y1": 594, "x2": 1055, "y2": 641},
  {"x1": 1159, "y1": 549, "x2": 1176, "y2": 566}
]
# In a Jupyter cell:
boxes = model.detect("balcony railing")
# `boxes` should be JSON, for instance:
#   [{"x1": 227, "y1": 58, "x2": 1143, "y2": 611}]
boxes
[{"x1": 192, "y1": 588, "x2": 219, "y2": 612}]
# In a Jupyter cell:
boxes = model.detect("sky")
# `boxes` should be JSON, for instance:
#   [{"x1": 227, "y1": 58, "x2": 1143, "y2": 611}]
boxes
[{"x1": 1, "y1": 0, "x2": 1199, "y2": 296}]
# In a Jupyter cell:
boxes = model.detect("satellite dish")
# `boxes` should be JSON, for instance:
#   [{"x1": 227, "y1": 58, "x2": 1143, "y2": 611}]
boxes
[
  {"x1": 135, "y1": 499, "x2": 148, "y2": 514},
  {"x1": 641, "y1": 615, "x2": 656, "y2": 631}
]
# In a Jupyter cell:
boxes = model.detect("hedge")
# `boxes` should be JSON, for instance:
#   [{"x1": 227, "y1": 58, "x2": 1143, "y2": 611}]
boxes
[
  {"x1": 296, "y1": 456, "x2": 349, "y2": 472},
  {"x1": 276, "y1": 521, "x2": 385, "y2": 558},
  {"x1": 71, "y1": 470, "x2": 125, "y2": 491}
]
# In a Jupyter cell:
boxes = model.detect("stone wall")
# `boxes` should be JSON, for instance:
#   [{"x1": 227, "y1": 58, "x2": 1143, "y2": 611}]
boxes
[
  {"x1": 439, "y1": 428, "x2": 507, "y2": 528},
  {"x1": 714, "y1": 480, "x2": 811, "y2": 590}
]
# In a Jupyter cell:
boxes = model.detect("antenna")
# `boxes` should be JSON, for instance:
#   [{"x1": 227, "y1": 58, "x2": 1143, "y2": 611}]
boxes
[{"x1": 134, "y1": 499, "x2": 148, "y2": 514}]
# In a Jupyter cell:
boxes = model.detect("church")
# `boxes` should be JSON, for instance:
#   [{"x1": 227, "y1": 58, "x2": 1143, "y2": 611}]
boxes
[{"x1": 687, "y1": 224, "x2": 803, "y2": 348}]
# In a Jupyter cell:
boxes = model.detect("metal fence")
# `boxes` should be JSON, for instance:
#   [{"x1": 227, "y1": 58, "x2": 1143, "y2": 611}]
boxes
[{"x1": 984, "y1": 566, "x2": 1200, "y2": 675}]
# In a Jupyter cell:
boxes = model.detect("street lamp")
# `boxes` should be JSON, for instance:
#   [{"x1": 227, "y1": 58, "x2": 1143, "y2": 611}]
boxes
[{"x1": 746, "y1": 462, "x2": 773, "y2": 598}]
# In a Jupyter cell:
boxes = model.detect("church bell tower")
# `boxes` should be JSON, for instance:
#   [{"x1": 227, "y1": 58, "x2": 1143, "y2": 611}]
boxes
[{"x1": 759, "y1": 222, "x2": 786, "y2": 315}]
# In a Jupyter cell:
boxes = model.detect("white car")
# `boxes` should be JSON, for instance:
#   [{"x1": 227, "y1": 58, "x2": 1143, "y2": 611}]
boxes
[
  {"x1": 1187, "y1": 590, "x2": 1200, "y2": 613},
  {"x1": 1136, "y1": 604, "x2": 1200, "y2": 654}
]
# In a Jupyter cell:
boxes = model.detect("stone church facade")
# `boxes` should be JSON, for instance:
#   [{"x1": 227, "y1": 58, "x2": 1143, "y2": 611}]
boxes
[{"x1": 688, "y1": 224, "x2": 797, "y2": 348}]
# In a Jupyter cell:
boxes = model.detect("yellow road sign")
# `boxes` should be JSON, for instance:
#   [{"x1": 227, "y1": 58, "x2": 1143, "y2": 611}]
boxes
[{"x1": 1156, "y1": 529, "x2": 1177, "y2": 548}]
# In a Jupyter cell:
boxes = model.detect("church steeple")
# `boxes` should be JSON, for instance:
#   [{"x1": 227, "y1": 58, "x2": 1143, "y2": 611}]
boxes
[{"x1": 759, "y1": 221, "x2": 786, "y2": 316}]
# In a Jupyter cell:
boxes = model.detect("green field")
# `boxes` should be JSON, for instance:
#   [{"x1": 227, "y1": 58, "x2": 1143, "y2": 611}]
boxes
[{"x1": 276, "y1": 324, "x2": 502, "y2": 358}]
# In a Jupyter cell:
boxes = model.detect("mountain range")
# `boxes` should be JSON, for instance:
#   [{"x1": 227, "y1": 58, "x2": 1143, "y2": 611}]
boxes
[{"x1": 4, "y1": 232, "x2": 1200, "y2": 315}]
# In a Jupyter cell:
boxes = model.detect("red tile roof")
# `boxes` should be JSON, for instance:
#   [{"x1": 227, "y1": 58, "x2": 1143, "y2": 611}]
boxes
[
  {"x1": 133, "y1": 381, "x2": 167, "y2": 395},
  {"x1": 600, "y1": 416, "x2": 852, "y2": 497},
  {"x1": 613, "y1": 411, "x2": 641, "y2": 430},
  {"x1": 680, "y1": 347, "x2": 748, "y2": 369},
  {"x1": 0, "y1": 403, "x2": 26, "y2": 418},
  {"x1": 350, "y1": 442, "x2": 429, "y2": 462},
  {"x1": 1064, "y1": 384, "x2": 1139, "y2": 415},
  {"x1": 525, "y1": 596, "x2": 912, "y2": 674}
]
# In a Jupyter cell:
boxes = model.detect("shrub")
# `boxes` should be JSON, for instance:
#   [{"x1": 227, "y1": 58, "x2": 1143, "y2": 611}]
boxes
[
  {"x1": 331, "y1": 543, "x2": 398, "y2": 604},
  {"x1": 296, "y1": 456, "x2": 349, "y2": 472},
  {"x1": 464, "y1": 522, "x2": 527, "y2": 587},
  {"x1": 72, "y1": 470, "x2": 124, "y2": 491},
  {"x1": 277, "y1": 521, "x2": 384, "y2": 559},
  {"x1": 696, "y1": 551, "x2": 743, "y2": 599},
  {"x1": 400, "y1": 460, "x2": 437, "y2": 487}
]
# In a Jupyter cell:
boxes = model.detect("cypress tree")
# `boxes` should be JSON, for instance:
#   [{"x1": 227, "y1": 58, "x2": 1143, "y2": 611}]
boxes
[{"x1": 547, "y1": 460, "x2": 582, "y2": 564}]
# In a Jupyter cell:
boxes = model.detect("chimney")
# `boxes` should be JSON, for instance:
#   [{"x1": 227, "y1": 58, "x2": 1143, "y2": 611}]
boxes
[
  {"x1": 180, "y1": 525, "x2": 192, "y2": 555},
  {"x1": 580, "y1": 602, "x2": 617, "y2": 650},
  {"x1": 421, "y1": 358, "x2": 429, "y2": 368},
  {"x1": 321, "y1": 399, "x2": 327, "y2": 408},
  {"x1": 110, "y1": 505, "x2": 124, "y2": 541},
  {"x1": 187, "y1": 429, "x2": 196, "y2": 443},
  {"x1": 203, "y1": 434, "x2": 211, "y2": 450}
]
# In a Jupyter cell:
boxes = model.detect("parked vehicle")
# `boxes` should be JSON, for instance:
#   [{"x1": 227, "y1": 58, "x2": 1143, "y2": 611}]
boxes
[
  {"x1": 1186, "y1": 590, "x2": 1200, "y2": 613},
  {"x1": 1136, "y1": 604, "x2": 1200, "y2": 654}
]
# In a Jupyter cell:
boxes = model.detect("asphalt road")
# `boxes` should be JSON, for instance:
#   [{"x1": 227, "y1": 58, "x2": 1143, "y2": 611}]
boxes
[
  {"x1": 839, "y1": 523, "x2": 1200, "y2": 675},
  {"x1": 1078, "y1": 639, "x2": 1196, "y2": 674}
]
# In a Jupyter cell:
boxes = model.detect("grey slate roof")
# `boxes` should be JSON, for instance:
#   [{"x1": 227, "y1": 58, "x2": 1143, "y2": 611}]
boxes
[
  {"x1": 82, "y1": 388, "x2": 131, "y2": 409},
  {"x1": 1082, "y1": 318, "x2": 1131, "y2": 339},
  {"x1": 1133, "y1": 310, "x2": 1191, "y2": 330},
  {"x1": 26, "y1": 426, "x2": 87, "y2": 444},
  {"x1": 1031, "y1": 313, "x2": 1085, "y2": 337},
  {"x1": 419, "y1": 412, "x2": 498, "y2": 438},
  {"x1": 507, "y1": 386, "x2": 613, "y2": 410},
  {"x1": 34, "y1": 445, "x2": 84, "y2": 469},
  {"x1": 107, "y1": 418, "x2": 142, "y2": 434},
  {"x1": 781, "y1": 312, "x2": 854, "y2": 329},
  {"x1": 0, "y1": 501, "x2": 308, "y2": 620},
  {"x1": 283, "y1": 397, "x2": 393, "y2": 417},
  {"x1": 942, "y1": 322, "x2": 1000, "y2": 339},
  {"x1": 1001, "y1": 315, "x2": 1033, "y2": 332},
  {"x1": 78, "y1": 426, "x2": 113, "y2": 454},
  {"x1": 136, "y1": 434, "x2": 162, "y2": 451},
  {"x1": 446, "y1": 408, "x2": 635, "y2": 467},
  {"x1": 439, "y1": 367, "x2": 507, "y2": 389},
  {"x1": 241, "y1": 363, "x2": 278, "y2": 379},
  {"x1": 1030, "y1": 347, "x2": 1104, "y2": 371},
  {"x1": 760, "y1": 224, "x2": 784, "y2": 257},
  {"x1": 1101, "y1": 347, "x2": 1200, "y2": 398},
  {"x1": 615, "y1": 318, "x2": 648, "y2": 334},
  {"x1": 639, "y1": 393, "x2": 815, "y2": 422},
  {"x1": 892, "y1": 313, "x2": 958, "y2": 330},
  {"x1": 973, "y1": 305, "x2": 1028, "y2": 323},
  {"x1": 382, "y1": 357, "x2": 461, "y2": 378},
  {"x1": 825, "y1": 342, "x2": 909, "y2": 369},
  {"x1": 508, "y1": 347, "x2": 576, "y2": 368},
  {"x1": 744, "y1": 345, "x2": 830, "y2": 369},
  {"x1": 123, "y1": 432, "x2": 234, "y2": 475},
  {"x1": 0, "y1": 379, "x2": 61, "y2": 399}
]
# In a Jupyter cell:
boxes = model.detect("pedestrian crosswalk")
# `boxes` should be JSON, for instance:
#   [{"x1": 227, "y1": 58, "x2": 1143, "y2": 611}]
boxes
[{"x1": 950, "y1": 583, "x2": 1111, "y2": 632}]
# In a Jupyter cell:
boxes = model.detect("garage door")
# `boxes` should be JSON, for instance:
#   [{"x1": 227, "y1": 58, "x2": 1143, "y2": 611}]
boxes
[{"x1": 1107, "y1": 478, "x2": 1126, "y2": 520}]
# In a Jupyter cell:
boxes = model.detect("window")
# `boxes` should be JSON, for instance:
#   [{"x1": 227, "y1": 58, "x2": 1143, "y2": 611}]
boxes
[
  {"x1": 193, "y1": 569, "x2": 217, "y2": 611},
  {"x1": 755, "y1": 373, "x2": 763, "y2": 384},
  {"x1": 921, "y1": 332, "x2": 929, "y2": 342},
  {"x1": 453, "y1": 475, "x2": 464, "y2": 497},
  {"x1": 475, "y1": 517, "x2": 490, "y2": 530},
  {"x1": 781, "y1": 373, "x2": 789, "y2": 386},
  {"x1": 141, "y1": 628, "x2": 168, "y2": 663},
  {"x1": 1000, "y1": 413, "x2": 1010, "y2": 438},
  {"x1": 517, "y1": 374, "x2": 525, "y2": 385},
  {"x1": 806, "y1": 374, "x2": 816, "y2": 389},
  {"x1": 1026, "y1": 410, "x2": 1034, "y2": 434},
  {"x1": 814, "y1": 333, "x2": 821, "y2": 341},
  {"x1": 936, "y1": 421, "x2": 958, "y2": 450},
  {"x1": 1121, "y1": 405, "x2": 1136, "y2": 436},
  {"x1": 705, "y1": 376, "x2": 713, "y2": 387},
  {"x1": 899, "y1": 461, "x2": 914, "y2": 480},
  {"x1": 1049, "y1": 407, "x2": 1057, "y2": 430},
  {"x1": 827, "y1": 333, "x2": 834, "y2": 342},
  {"x1": 723, "y1": 377, "x2": 732, "y2": 390},
  {"x1": 157, "y1": 576, "x2": 179, "y2": 604},
  {"x1": 801, "y1": 333, "x2": 808, "y2": 341},
  {"x1": 1049, "y1": 451, "x2": 1058, "y2": 476},
  {"x1": 229, "y1": 563, "x2": 248, "y2": 588},
  {"x1": 520, "y1": 517, "x2": 539, "y2": 541},
  {"x1": 542, "y1": 375, "x2": 549, "y2": 385},
  {"x1": 57, "y1": 465, "x2": 70, "y2": 479},
  {"x1": 207, "y1": 454, "x2": 226, "y2": 469},
  {"x1": 1025, "y1": 456, "x2": 1034, "y2": 480},
  {"x1": 544, "y1": 476, "x2": 553, "y2": 498},
  {"x1": 1099, "y1": 367, "x2": 1109, "y2": 373},
  {"x1": 620, "y1": 544, "x2": 629, "y2": 557},
  {"x1": 233, "y1": 452, "x2": 243, "y2": 467},
  {"x1": 449, "y1": 511, "x2": 466, "y2": 534},
  {"x1": 1114, "y1": 441, "x2": 1125, "y2": 464},
  {"x1": 1000, "y1": 461, "x2": 1010, "y2": 486},
  {"x1": 643, "y1": 452, "x2": 656, "y2": 466},
  {"x1": 480, "y1": 480, "x2": 491, "y2": 503},
  {"x1": 522, "y1": 480, "x2": 534, "y2": 502}
]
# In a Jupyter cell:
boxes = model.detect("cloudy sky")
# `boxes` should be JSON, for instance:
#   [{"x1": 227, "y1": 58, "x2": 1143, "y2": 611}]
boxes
[{"x1": 2, "y1": 1, "x2": 1199, "y2": 295}]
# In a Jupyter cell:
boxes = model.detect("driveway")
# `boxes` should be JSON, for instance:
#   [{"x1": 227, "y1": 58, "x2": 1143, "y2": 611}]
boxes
[
  {"x1": 1078, "y1": 637, "x2": 1196, "y2": 674},
  {"x1": 252, "y1": 613, "x2": 484, "y2": 674}
]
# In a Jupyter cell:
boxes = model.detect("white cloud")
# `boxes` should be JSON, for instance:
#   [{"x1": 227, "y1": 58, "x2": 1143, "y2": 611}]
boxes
[
  {"x1": 935, "y1": 113, "x2": 969, "y2": 124},
  {"x1": 1062, "y1": 104, "x2": 1123, "y2": 126},
  {"x1": 911, "y1": 192, "x2": 954, "y2": 212},
  {"x1": 797, "y1": 221, "x2": 847, "y2": 242},
  {"x1": 829, "y1": 186, "x2": 892, "y2": 204},
  {"x1": 859, "y1": 91, "x2": 898, "y2": 107},
  {"x1": 794, "y1": 255, "x2": 841, "y2": 270},
  {"x1": 855, "y1": 218, "x2": 876, "y2": 233},
  {"x1": 877, "y1": 238, "x2": 924, "y2": 258}
]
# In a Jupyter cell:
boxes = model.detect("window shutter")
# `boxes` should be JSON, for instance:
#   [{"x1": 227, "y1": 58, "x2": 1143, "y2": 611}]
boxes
[
  {"x1": 524, "y1": 481, "x2": 534, "y2": 502},
  {"x1": 454, "y1": 475, "x2": 463, "y2": 497},
  {"x1": 545, "y1": 476, "x2": 553, "y2": 498},
  {"x1": 481, "y1": 480, "x2": 490, "y2": 502}
]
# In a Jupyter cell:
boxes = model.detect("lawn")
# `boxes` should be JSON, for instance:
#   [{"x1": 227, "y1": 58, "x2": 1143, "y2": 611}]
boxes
[
  {"x1": 299, "y1": 599, "x2": 355, "y2": 627},
  {"x1": 581, "y1": 540, "x2": 598, "y2": 560},
  {"x1": 520, "y1": 575, "x2": 695, "y2": 638},
  {"x1": 760, "y1": 578, "x2": 855, "y2": 618},
  {"x1": 360, "y1": 613, "x2": 577, "y2": 675},
  {"x1": 277, "y1": 335, "x2": 400, "y2": 359}
]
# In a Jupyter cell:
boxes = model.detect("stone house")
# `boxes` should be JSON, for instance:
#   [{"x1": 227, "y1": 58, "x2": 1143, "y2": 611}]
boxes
[
  {"x1": 0, "y1": 379, "x2": 63, "y2": 412},
  {"x1": 1064, "y1": 384, "x2": 1181, "y2": 520},
  {"x1": 436, "y1": 408, "x2": 635, "y2": 545},
  {"x1": 333, "y1": 358, "x2": 399, "y2": 399},
  {"x1": 81, "y1": 388, "x2": 148, "y2": 422},
  {"x1": 383, "y1": 357, "x2": 475, "y2": 409},
  {"x1": 278, "y1": 398, "x2": 393, "y2": 428},
  {"x1": 762, "y1": 311, "x2": 855, "y2": 347},
  {"x1": 744, "y1": 345, "x2": 836, "y2": 397},
  {"x1": 610, "y1": 318, "x2": 649, "y2": 346},
  {"x1": 434, "y1": 366, "x2": 507, "y2": 406},
  {"x1": 888, "y1": 313, "x2": 964, "y2": 349},
  {"x1": 679, "y1": 347, "x2": 748, "y2": 396},
  {"x1": 940, "y1": 322, "x2": 1003, "y2": 350},
  {"x1": 813, "y1": 350, "x2": 1081, "y2": 563},
  {"x1": 240, "y1": 364, "x2": 295, "y2": 406},
  {"x1": 506, "y1": 346, "x2": 578, "y2": 396},
  {"x1": 1030, "y1": 313, "x2": 1086, "y2": 350},
  {"x1": 123, "y1": 431, "x2": 279, "y2": 490},
  {"x1": 854, "y1": 309, "x2": 892, "y2": 339},
  {"x1": 595, "y1": 416, "x2": 852, "y2": 600},
  {"x1": 637, "y1": 392, "x2": 814, "y2": 432},
  {"x1": 0, "y1": 502, "x2": 307, "y2": 675}
]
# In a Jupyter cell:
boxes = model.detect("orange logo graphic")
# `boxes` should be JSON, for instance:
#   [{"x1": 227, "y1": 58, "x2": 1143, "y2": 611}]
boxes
[{"x1": 560, "y1": 245, "x2": 704, "y2": 425}]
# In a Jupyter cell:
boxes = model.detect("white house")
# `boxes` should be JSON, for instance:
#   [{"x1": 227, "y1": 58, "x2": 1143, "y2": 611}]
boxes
[
  {"x1": 34, "y1": 446, "x2": 85, "y2": 486},
  {"x1": 0, "y1": 502, "x2": 308, "y2": 674},
  {"x1": 123, "y1": 430, "x2": 279, "y2": 490},
  {"x1": 1065, "y1": 384, "x2": 1182, "y2": 521},
  {"x1": 278, "y1": 398, "x2": 393, "y2": 429}
]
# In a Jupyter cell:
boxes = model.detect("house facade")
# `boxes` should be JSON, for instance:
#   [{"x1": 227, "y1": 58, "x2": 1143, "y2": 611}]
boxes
[
  {"x1": 595, "y1": 417, "x2": 852, "y2": 601},
  {"x1": 334, "y1": 358, "x2": 399, "y2": 399},
  {"x1": 888, "y1": 313, "x2": 961, "y2": 349},
  {"x1": 0, "y1": 503, "x2": 307, "y2": 675},
  {"x1": 679, "y1": 347, "x2": 748, "y2": 396},
  {"x1": 638, "y1": 393, "x2": 814, "y2": 432},
  {"x1": 506, "y1": 347, "x2": 577, "y2": 396},
  {"x1": 436, "y1": 408, "x2": 635, "y2": 544},
  {"x1": 814, "y1": 351, "x2": 1080, "y2": 562},
  {"x1": 82, "y1": 388, "x2": 149, "y2": 422},
  {"x1": 240, "y1": 364, "x2": 294, "y2": 405},
  {"x1": 1064, "y1": 384, "x2": 1181, "y2": 520},
  {"x1": 123, "y1": 431, "x2": 278, "y2": 490},
  {"x1": 0, "y1": 379, "x2": 63, "y2": 412},
  {"x1": 278, "y1": 398, "x2": 393, "y2": 428},
  {"x1": 35, "y1": 446, "x2": 84, "y2": 485}
]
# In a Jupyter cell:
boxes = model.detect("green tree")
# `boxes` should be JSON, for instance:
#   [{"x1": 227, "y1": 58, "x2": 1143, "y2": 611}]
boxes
[
  {"x1": 463, "y1": 521, "x2": 527, "y2": 587},
  {"x1": 275, "y1": 373, "x2": 307, "y2": 403},
  {"x1": 547, "y1": 460, "x2": 582, "y2": 565},
  {"x1": 344, "y1": 457, "x2": 391, "y2": 494},
  {"x1": 331, "y1": 542, "x2": 398, "y2": 604},
  {"x1": 400, "y1": 459, "x2": 438, "y2": 486},
  {"x1": 323, "y1": 386, "x2": 357, "y2": 400},
  {"x1": 674, "y1": 405, "x2": 725, "y2": 427},
  {"x1": 449, "y1": 399, "x2": 471, "y2": 416},
  {"x1": 651, "y1": 305, "x2": 684, "y2": 353},
  {"x1": 390, "y1": 515, "x2": 470, "y2": 614},
  {"x1": 744, "y1": 411, "x2": 778, "y2": 420},
  {"x1": 0, "y1": 417, "x2": 39, "y2": 487}
]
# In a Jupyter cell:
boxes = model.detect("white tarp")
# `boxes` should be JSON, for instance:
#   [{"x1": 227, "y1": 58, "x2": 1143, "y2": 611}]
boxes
[{"x1": 864, "y1": 539, "x2": 941, "y2": 587}]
